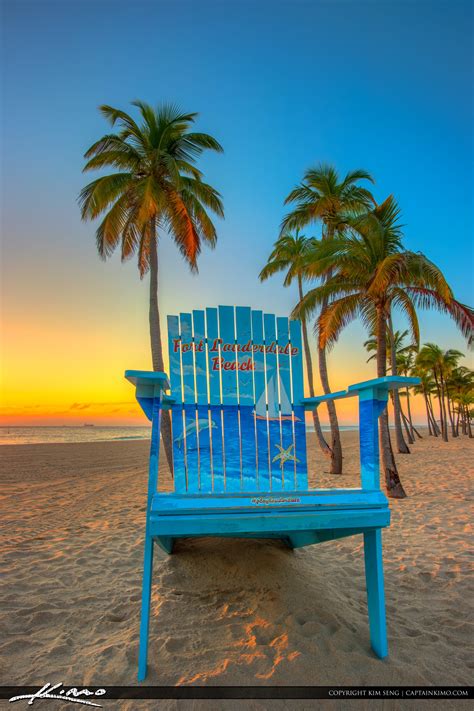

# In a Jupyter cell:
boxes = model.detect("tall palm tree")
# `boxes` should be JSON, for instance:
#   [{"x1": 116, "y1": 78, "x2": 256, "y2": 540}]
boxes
[
  {"x1": 294, "y1": 196, "x2": 473, "y2": 497},
  {"x1": 281, "y1": 164, "x2": 376, "y2": 474},
  {"x1": 259, "y1": 231, "x2": 332, "y2": 457},
  {"x1": 79, "y1": 102, "x2": 224, "y2": 468},
  {"x1": 416, "y1": 345, "x2": 464, "y2": 441}
]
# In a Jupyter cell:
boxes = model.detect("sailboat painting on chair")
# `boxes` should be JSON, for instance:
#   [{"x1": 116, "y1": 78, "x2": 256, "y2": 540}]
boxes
[{"x1": 126, "y1": 304, "x2": 419, "y2": 681}]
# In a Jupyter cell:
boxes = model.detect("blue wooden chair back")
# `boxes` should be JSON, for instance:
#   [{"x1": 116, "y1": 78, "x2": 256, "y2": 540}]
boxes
[{"x1": 167, "y1": 306, "x2": 308, "y2": 494}]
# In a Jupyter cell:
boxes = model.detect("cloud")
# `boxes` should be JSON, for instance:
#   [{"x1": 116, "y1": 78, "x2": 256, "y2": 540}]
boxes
[{"x1": 69, "y1": 400, "x2": 134, "y2": 411}]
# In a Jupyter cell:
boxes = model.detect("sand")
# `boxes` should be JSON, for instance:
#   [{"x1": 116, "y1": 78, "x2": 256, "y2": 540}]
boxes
[{"x1": 1, "y1": 431, "x2": 473, "y2": 710}]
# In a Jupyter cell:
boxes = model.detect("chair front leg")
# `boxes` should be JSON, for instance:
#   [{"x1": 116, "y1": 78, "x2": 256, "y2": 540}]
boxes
[
  {"x1": 138, "y1": 534, "x2": 154, "y2": 681},
  {"x1": 364, "y1": 528, "x2": 388, "y2": 658}
]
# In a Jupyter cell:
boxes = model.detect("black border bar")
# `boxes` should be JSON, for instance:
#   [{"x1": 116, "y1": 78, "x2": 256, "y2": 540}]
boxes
[{"x1": 1, "y1": 686, "x2": 473, "y2": 701}]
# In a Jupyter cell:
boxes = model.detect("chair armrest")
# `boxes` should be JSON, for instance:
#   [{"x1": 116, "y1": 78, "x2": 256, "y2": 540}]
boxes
[
  {"x1": 302, "y1": 376, "x2": 420, "y2": 410},
  {"x1": 125, "y1": 370, "x2": 170, "y2": 421},
  {"x1": 125, "y1": 369, "x2": 170, "y2": 390},
  {"x1": 302, "y1": 375, "x2": 420, "y2": 491}
]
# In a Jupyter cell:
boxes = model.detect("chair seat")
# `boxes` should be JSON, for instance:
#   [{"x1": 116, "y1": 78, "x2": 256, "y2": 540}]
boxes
[
  {"x1": 151, "y1": 488, "x2": 389, "y2": 515},
  {"x1": 149, "y1": 489, "x2": 390, "y2": 542}
]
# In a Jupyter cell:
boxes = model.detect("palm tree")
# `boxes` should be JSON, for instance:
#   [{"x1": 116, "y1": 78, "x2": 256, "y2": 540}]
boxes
[
  {"x1": 79, "y1": 102, "x2": 224, "y2": 468},
  {"x1": 396, "y1": 349, "x2": 422, "y2": 440},
  {"x1": 416, "y1": 345, "x2": 464, "y2": 441},
  {"x1": 458, "y1": 394, "x2": 474, "y2": 437},
  {"x1": 411, "y1": 366, "x2": 440, "y2": 435},
  {"x1": 259, "y1": 231, "x2": 332, "y2": 457},
  {"x1": 364, "y1": 328, "x2": 416, "y2": 450},
  {"x1": 447, "y1": 366, "x2": 474, "y2": 436},
  {"x1": 294, "y1": 196, "x2": 473, "y2": 497},
  {"x1": 281, "y1": 164, "x2": 376, "y2": 474}
]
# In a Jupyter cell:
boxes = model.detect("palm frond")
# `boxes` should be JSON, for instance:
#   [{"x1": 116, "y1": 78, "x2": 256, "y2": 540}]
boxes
[
  {"x1": 83, "y1": 133, "x2": 142, "y2": 161},
  {"x1": 292, "y1": 279, "x2": 360, "y2": 321},
  {"x1": 165, "y1": 190, "x2": 202, "y2": 270},
  {"x1": 179, "y1": 176, "x2": 224, "y2": 217},
  {"x1": 405, "y1": 288, "x2": 474, "y2": 339},
  {"x1": 341, "y1": 168, "x2": 375, "y2": 188},
  {"x1": 259, "y1": 258, "x2": 293, "y2": 283},
  {"x1": 83, "y1": 148, "x2": 141, "y2": 173},
  {"x1": 317, "y1": 293, "x2": 362, "y2": 348},
  {"x1": 390, "y1": 287, "x2": 420, "y2": 348},
  {"x1": 183, "y1": 132, "x2": 224, "y2": 153},
  {"x1": 95, "y1": 194, "x2": 133, "y2": 258},
  {"x1": 78, "y1": 173, "x2": 133, "y2": 220},
  {"x1": 180, "y1": 190, "x2": 218, "y2": 247},
  {"x1": 99, "y1": 105, "x2": 143, "y2": 142}
]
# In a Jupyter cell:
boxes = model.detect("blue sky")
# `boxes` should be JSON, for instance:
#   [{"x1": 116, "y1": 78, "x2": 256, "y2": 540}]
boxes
[{"x1": 1, "y1": 0, "x2": 473, "y2": 423}]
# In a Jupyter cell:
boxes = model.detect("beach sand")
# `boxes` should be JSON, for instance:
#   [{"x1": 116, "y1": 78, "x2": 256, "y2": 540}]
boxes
[{"x1": 1, "y1": 431, "x2": 472, "y2": 709}]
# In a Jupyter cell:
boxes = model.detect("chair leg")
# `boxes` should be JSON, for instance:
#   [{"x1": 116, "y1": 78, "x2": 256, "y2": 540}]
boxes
[
  {"x1": 138, "y1": 534, "x2": 154, "y2": 681},
  {"x1": 363, "y1": 529, "x2": 388, "y2": 659}
]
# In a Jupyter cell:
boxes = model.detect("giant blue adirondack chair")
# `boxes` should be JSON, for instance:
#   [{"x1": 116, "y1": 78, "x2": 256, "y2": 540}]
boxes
[{"x1": 126, "y1": 306, "x2": 419, "y2": 681}]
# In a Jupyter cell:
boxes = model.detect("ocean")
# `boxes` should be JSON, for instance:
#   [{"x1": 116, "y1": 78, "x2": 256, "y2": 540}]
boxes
[
  {"x1": 0, "y1": 424, "x2": 358, "y2": 446},
  {"x1": 0, "y1": 426, "x2": 152, "y2": 446}
]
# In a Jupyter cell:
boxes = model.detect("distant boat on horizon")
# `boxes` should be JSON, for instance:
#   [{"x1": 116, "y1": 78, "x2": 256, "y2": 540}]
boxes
[{"x1": 83, "y1": 423, "x2": 95, "y2": 428}]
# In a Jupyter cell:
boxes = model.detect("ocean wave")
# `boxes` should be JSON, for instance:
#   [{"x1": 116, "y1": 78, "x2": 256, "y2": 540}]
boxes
[{"x1": 110, "y1": 435, "x2": 149, "y2": 440}]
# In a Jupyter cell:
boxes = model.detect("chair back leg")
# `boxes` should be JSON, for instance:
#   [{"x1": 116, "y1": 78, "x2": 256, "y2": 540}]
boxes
[
  {"x1": 363, "y1": 529, "x2": 388, "y2": 658},
  {"x1": 138, "y1": 534, "x2": 154, "y2": 681}
]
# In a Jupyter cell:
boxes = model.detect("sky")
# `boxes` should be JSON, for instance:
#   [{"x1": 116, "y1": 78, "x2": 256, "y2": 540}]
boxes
[{"x1": 1, "y1": 0, "x2": 473, "y2": 426}]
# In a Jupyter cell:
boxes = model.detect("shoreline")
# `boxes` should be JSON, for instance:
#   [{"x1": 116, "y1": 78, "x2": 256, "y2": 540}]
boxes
[{"x1": 0, "y1": 424, "x2": 429, "y2": 448}]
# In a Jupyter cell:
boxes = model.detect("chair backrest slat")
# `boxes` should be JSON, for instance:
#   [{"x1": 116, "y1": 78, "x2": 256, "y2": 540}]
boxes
[
  {"x1": 290, "y1": 318, "x2": 308, "y2": 489},
  {"x1": 277, "y1": 316, "x2": 296, "y2": 491},
  {"x1": 251, "y1": 310, "x2": 270, "y2": 490},
  {"x1": 263, "y1": 313, "x2": 283, "y2": 492},
  {"x1": 218, "y1": 305, "x2": 241, "y2": 492},
  {"x1": 206, "y1": 307, "x2": 225, "y2": 492},
  {"x1": 236, "y1": 306, "x2": 257, "y2": 491},
  {"x1": 167, "y1": 315, "x2": 187, "y2": 492},
  {"x1": 168, "y1": 306, "x2": 308, "y2": 494},
  {"x1": 193, "y1": 310, "x2": 212, "y2": 493},
  {"x1": 180, "y1": 313, "x2": 199, "y2": 493}
]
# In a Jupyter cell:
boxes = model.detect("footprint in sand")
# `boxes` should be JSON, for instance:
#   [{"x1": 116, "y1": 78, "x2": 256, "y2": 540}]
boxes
[
  {"x1": 405, "y1": 628, "x2": 422, "y2": 638},
  {"x1": 106, "y1": 611, "x2": 126, "y2": 623}
]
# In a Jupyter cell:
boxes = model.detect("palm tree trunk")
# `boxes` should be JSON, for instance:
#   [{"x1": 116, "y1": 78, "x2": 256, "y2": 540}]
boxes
[
  {"x1": 465, "y1": 405, "x2": 473, "y2": 438},
  {"x1": 439, "y1": 375, "x2": 450, "y2": 442},
  {"x1": 399, "y1": 393, "x2": 414, "y2": 444},
  {"x1": 405, "y1": 387, "x2": 420, "y2": 438},
  {"x1": 387, "y1": 316, "x2": 410, "y2": 453},
  {"x1": 428, "y1": 393, "x2": 441, "y2": 435},
  {"x1": 317, "y1": 225, "x2": 343, "y2": 475},
  {"x1": 317, "y1": 250, "x2": 343, "y2": 474},
  {"x1": 423, "y1": 392, "x2": 434, "y2": 435},
  {"x1": 298, "y1": 276, "x2": 331, "y2": 457},
  {"x1": 446, "y1": 391, "x2": 457, "y2": 437},
  {"x1": 318, "y1": 344, "x2": 343, "y2": 474},
  {"x1": 149, "y1": 217, "x2": 173, "y2": 472},
  {"x1": 408, "y1": 419, "x2": 423, "y2": 439},
  {"x1": 401, "y1": 406, "x2": 414, "y2": 443},
  {"x1": 433, "y1": 370, "x2": 448, "y2": 441},
  {"x1": 376, "y1": 304, "x2": 406, "y2": 498}
]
